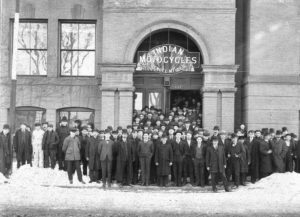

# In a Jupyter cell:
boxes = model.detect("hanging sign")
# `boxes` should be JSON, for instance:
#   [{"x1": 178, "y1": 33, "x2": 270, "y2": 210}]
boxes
[{"x1": 136, "y1": 44, "x2": 200, "y2": 73}]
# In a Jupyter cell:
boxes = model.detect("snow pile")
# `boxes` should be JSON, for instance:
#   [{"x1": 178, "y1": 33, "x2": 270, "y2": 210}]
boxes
[
  {"x1": 0, "y1": 173, "x2": 8, "y2": 184},
  {"x1": 9, "y1": 165, "x2": 96, "y2": 187},
  {"x1": 250, "y1": 172, "x2": 300, "y2": 191}
]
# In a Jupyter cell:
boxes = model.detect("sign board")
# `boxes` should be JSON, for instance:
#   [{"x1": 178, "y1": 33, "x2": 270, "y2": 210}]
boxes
[{"x1": 136, "y1": 44, "x2": 200, "y2": 74}]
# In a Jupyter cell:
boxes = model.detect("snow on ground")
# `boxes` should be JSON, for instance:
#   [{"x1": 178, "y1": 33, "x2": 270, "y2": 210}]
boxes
[{"x1": 1, "y1": 164, "x2": 300, "y2": 216}]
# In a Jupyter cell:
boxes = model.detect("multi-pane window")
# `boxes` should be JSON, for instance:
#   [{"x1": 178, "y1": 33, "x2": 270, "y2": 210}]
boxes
[
  {"x1": 14, "y1": 107, "x2": 46, "y2": 131},
  {"x1": 57, "y1": 107, "x2": 95, "y2": 127},
  {"x1": 16, "y1": 21, "x2": 47, "y2": 75},
  {"x1": 60, "y1": 22, "x2": 96, "y2": 76}
]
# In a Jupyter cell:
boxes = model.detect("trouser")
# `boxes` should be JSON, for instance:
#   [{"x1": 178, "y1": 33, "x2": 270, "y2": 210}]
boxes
[
  {"x1": 173, "y1": 160, "x2": 183, "y2": 186},
  {"x1": 211, "y1": 171, "x2": 228, "y2": 191},
  {"x1": 132, "y1": 160, "x2": 139, "y2": 184},
  {"x1": 250, "y1": 163, "x2": 260, "y2": 183},
  {"x1": 159, "y1": 175, "x2": 168, "y2": 187},
  {"x1": 140, "y1": 157, "x2": 151, "y2": 185},
  {"x1": 33, "y1": 147, "x2": 43, "y2": 168},
  {"x1": 66, "y1": 160, "x2": 82, "y2": 182},
  {"x1": 295, "y1": 158, "x2": 300, "y2": 173},
  {"x1": 58, "y1": 144, "x2": 66, "y2": 171},
  {"x1": 194, "y1": 158, "x2": 205, "y2": 187},
  {"x1": 120, "y1": 160, "x2": 132, "y2": 185},
  {"x1": 260, "y1": 172, "x2": 271, "y2": 179},
  {"x1": 227, "y1": 158, "x2": 241, "y2": 186},
  {"x1": 150, "y1": 158, "x2": 157, "y2": 184},
  {"x1": 240, "y1": 172, "x2": 247, "y2": 185},
  {"x1": 17, "y1": 149, "x2": 31, "y2": 168},
  {"x1": 285, "y1": 156, "x2": 294, "y2": 172},
  {"x1": 89, "y1": 169, "x2": 99, "y2": 182},
  {"x1": 81, "y1": 157, "x2": 88, "y2": 176},
  {"x1": 183, "y1": 156, "x2": 194, "y2": 184},
  {"x1": 44, "y1": 150, "x2": 57, "y2": 169},
  {"x1": 101, "y1": 157, "x2": 112, "y2": 186}
]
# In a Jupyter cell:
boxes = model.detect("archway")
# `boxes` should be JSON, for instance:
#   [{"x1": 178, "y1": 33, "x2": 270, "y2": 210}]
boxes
[{"x1": 132, "y1": 28, "x2": 204, "y2": 126}]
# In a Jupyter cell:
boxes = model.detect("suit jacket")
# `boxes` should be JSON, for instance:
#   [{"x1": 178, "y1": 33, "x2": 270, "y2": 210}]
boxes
[
  {"x1": 191, "y1": 142, "x2": 206, "y2": 163},
  {"x1": 42, "y1": 130, "x2": 59, "y2": 151},
  {"x1": 270, "y1": 138, "x2": 287, "y2": 172},
  {"x1": 171, "y1": 139, "x2": 185, "y2": 162},
  {"x1": 62, "y1": 136, "x2": 81, "y2": 161},
  {"x1": 98, "y1": 140, "x2": 114, "y2": 161},
  {"x1": 85, "y1": 136, "x2": 100, "y2": 170},
  {"x1": 183, "y1": 140, "x2": 194, "y2": 158}
]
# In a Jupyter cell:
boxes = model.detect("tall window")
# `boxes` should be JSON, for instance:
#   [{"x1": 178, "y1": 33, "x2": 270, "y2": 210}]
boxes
[
  {"x1": 57, "y1": 107, "x2": 95, "y2": 127},
  {"x1": 16, "y1": 21, "x2": 48, "y2": 75},
  {"x1": 60, "y1": 21, "x2": 96, "y2": 76},
  {"x1": 13, "y1": 107, "x2": 46, "y2": 131}
]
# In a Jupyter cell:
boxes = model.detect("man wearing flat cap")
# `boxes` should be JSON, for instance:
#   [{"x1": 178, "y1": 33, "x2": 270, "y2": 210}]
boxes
[
  {"x1": 0, "y1": 124, "x2": 11, "y2": 177},
  {"x1": 62, "y1": 127, "x2": 85, "y2": 184}
]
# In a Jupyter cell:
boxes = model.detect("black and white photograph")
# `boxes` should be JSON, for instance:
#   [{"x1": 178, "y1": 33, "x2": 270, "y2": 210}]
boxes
[{"x1": 0, "y1": 0, "x2": 300, "y2": 216}]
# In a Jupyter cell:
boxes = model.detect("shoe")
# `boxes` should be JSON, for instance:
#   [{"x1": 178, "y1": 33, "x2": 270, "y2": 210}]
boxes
[
  {"x1": 80, "y1": 180, "x2": 86, "y2": 184},
  {"x1": 89, "y1": 180, "x2": 93, "y2": 183},
  {"x1": 96, "y1": 180, "x2": 101, "y2": 184},
  {"x1": 69, "y1": 180, "x2": 73, "y2": 184},
  {"x1": 103, "y1": 184, "x2": 106, "y2": 189},
  {"x1": 108, "y1": 183, "x2": 111, "y2": 188},
  {"x1": 213, "y1": 188, "x2": 218, "y2": 193},
  {"x1": 225, "y1": 188, "x2": 231, "y2": 192}
]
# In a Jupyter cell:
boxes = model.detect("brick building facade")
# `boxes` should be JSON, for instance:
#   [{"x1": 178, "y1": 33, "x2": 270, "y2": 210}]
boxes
[{"x1": 0, "y1": 0, "x2": 299, "y2": 134}]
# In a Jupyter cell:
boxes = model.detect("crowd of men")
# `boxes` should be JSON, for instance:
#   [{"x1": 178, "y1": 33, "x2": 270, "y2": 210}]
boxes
[{"x1": 1, "y1": 105, "x2": 300, "y2": 192}]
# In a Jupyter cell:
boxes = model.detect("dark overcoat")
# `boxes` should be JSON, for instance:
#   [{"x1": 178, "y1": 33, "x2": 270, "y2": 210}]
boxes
[
  {"x1": 85, "y1": 136, "x2": 100, "y2": 170},
  {"x1": 250, "y1": 137, "x2": 261, "y2": 178},
  {"x1": 205, "y1": 145, "x2": 226, "y2": 173},
  {"x1": 259, "y1": 140, "x2": 273, "y2": 174},
  {"x1": 171, "y1": 140, "x2": 185, "y2": 162},
  {"x1": 155, "y1": 141, "x2": 173, "y2": 176},
  {"x1": 13, "y1": 129, "x2": 32, "y2": 162},
  {"x1": 0, "y1": 132, "x2": 11, "y2": 174},
  {"x1": 270, "y1": 138, "x2": 287, "y2": 172}
]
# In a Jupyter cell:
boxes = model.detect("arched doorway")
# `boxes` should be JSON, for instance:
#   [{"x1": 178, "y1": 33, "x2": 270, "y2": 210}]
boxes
[{"x1": 133, "y1": 29, "x2": 203, "y2": 121}]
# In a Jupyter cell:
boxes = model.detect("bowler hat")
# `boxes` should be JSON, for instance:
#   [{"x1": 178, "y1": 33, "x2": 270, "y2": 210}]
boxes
[
  {"x1": 70, "y1": 127, "x2": 77, "y2": 132},
  {"x1": 276, "y1": 130, "x2": 282, "y2": 135},
  {"x1": 213, "y1": 126, "x2": 220, "y2": 131},
  {"x1": 3, "y1": 124, "x2": 10, "y2": 129},
  {"x1": 61, "y1": 116, "x2": 68, "y2": 122}
]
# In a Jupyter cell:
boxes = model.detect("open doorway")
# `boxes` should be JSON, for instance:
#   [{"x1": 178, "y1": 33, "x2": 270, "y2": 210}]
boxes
[{"x1": 170, "y1": 90, "x2": 202, "y2": 111}]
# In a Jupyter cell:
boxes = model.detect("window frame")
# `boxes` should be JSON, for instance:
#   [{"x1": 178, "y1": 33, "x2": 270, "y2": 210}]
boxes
[
  {"x1": 56, "y1": 107, "x2": 95, "y2": 126},
  {"x1": 58, "y1": 20, "x2": 97, "y2": 77},
  {"x1": 11, "y1": 19, "x2": 48, "y2": 77}
]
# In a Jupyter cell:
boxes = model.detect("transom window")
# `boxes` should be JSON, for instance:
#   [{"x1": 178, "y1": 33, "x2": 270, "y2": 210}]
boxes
[
  {"x1": 16, "y1": 21, "x2": 48, "y2": 76},
  {"x1": 60, "y1": 21, "x2": 96, "y2": 76},
  {"x1": 57, "y1": 107, "x2": 95, "y2": 127}
]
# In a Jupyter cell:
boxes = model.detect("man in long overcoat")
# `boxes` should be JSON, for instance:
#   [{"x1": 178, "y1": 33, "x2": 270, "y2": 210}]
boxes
[
  {"x1": 270, "y1": 130, "x2": 287, "y2": 173},
  {"x1": 0, "y1": 124, "x2": 11, "y2": 176},
  {"x1": 56, "y1": 116, "x2": 70, "y2": 170},
  {"x1": 14, "y1": 123, "x2": 32, "y2": 168},
  {"x1": 259, "y1": 133, "x2": 273, "y2": 178},
  {"x1": 250, "y1": 130, "x2": 262, "y2": 183},
  {"x1": 85, "y1": 129, "x2": 100, "y2": 183},
  {"x1": 155, "y1": 133, "x2": 173, "y2": 187},
  {"x1": 206, "y1": 137, "x2": 229, "y2": 192}
]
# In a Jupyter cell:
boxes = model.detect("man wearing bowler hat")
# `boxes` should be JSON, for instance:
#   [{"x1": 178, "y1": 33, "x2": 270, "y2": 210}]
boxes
[{"x1": 0, "y1": 124, "x2": 11, "y2": 177}]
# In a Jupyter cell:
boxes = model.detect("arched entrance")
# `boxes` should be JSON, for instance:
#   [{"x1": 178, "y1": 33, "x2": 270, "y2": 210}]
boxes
[{"x1": 133, "y1": 29, "x2": 203, "y2": 121}]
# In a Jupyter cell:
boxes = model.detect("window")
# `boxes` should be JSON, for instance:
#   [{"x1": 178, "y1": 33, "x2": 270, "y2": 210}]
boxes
[
  {"x1": 14, "y1": 107, "x2": 46, "y2": 130},
  {"x1": 57, "y1": 107, "x2": 95, "y2": 127},
  {"x1": 16, "y1": 21, "x2": 48, "y2": 75},
  {"x1": 60, "y1": 22, "x2": 96, "y2": 76}
]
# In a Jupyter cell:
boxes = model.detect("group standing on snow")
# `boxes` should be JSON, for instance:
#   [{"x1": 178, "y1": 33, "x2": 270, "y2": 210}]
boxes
[{"x1": 1, "y1": 106, "x2": 300, "y2": 192}]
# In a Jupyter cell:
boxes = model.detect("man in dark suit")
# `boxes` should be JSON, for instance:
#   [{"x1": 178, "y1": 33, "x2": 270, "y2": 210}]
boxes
[
  {"x1": 56, "y1": 116, "x2": 70, "y2": 170},
  {"x1": 42, "y1": 124, "x2": 59, "y2": 169},
  {"x1": 14, "y1": 123, "x2": 32, "y2": 168},
  {"x1": 192, "y1": 135, "x2": 206, "y2": 187},
  {"x1": 98, "y1": 129, "x2": 114, "y2": 188},
  {"x1": 183, "y1": 131, "x2": 195, "y2": 185},
  {"x1": 0, "y1": 124, "x2": 11, "y2": 177},
  {"x1": 171, "y1": 131, "x2": 185, "y2": 186},
  {"x1": 206, "y1": 137, "x2": 229, "y2": 192}
]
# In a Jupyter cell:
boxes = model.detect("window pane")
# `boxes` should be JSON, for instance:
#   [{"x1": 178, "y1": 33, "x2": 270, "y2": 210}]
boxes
[
  {"x1": 16, "y1": 109, "x2": 46, "y2": 131},
  {"x1": 59, "y1": 111, "x2": 94, "y2": 127},
  {"x1": 61, "y1": 51, "x2": 79, "y2": 76},
  {"x1": 30, "y1": 50, "x2": 47, "y2": 75},
  {"x1": 79, "y1": 24, "x2": 95, "y2": 50},
  {"x1": 61, "y1": 23, "x2": 79, "y2": 49},
  {"x1": 31, "y1": 23, "x2": 47, "y2": 49},
  {"x1": 18, "y1": 23, "x2": 31, "y2": 49},
  {"x1": 148, "y1": 92, "x2": 162, "y2": 109},
  {"x1": 78, "y1": 51, "x2": 95, "y2": 76},
  {"x1": 16, "y1": 50, "x2": 31, "y2": 75},
  {"x1": 134, "y1": 92, "x2": 143, "y2": 111}
]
